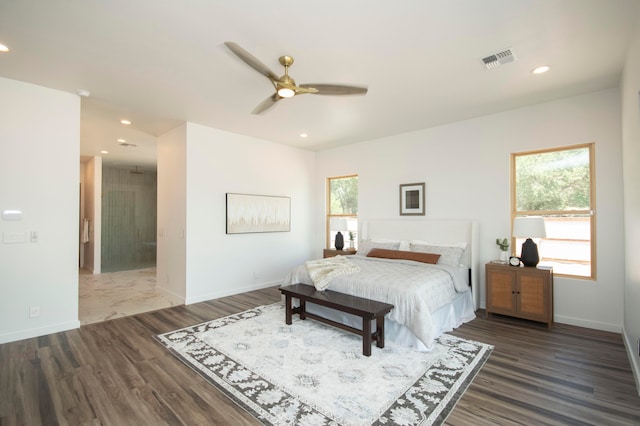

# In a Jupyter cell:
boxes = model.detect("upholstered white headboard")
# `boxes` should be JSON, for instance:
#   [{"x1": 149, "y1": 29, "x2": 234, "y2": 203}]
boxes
[{"x1": 361, "y1": 219, "x2": 480, "y2": 308}]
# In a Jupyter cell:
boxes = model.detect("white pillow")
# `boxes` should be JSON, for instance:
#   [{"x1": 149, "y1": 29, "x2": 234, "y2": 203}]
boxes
[
  {"x1": 410, "y1": 240, "x2": 468, "y2": 250},
  {"x1": 357, "y1": 239, "x2": 401, "y2": 256},
  {"x1": 410, "y1": 243, "x2": 465, "y2": 267},
  {"x1": 397, "y1": 240, "x2": 411, "y2": 251},
  {"x1": 371, "y1": 238, "x2": 400, "y2": 244},
  {"x1": 368, "y1": 238, "x2": 410, "y2": 251}
]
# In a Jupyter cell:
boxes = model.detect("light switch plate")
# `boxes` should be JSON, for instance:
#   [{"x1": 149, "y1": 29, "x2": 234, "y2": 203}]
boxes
[
  {"x1": 1, "y1": 209, "x2": 23, "y2": 221},
  {"x1": 3, "y1": 232, "x2": 26, "y2": 243}
]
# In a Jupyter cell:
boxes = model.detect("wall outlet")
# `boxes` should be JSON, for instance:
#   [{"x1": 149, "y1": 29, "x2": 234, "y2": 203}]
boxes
[
  {"x1": 30, "y1": 231, "x2": 38, "y2": 243},
  {"x1": 29, "y1": 306, "x2": 40, "y2": 318}
]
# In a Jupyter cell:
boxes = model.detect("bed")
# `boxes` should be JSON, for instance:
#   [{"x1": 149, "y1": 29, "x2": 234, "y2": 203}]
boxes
[{"x1": 282, "y1": 219, "x2": 479, "y2": 351}]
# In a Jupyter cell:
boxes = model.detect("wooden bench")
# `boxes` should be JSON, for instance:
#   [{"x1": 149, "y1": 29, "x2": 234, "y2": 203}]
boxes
[{"x1": 279, "y1": 283, "x2": 394, "y2": 356}]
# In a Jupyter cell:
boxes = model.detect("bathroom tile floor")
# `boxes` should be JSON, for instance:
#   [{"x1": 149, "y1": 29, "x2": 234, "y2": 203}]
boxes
[{"x1": 79, "y1": 268, "x2": 181, "y2": 325}]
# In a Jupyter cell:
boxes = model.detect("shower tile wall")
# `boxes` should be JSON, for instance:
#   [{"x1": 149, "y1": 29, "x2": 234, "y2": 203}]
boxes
[{"x1": 101, "y1": 166, "x2": 157, "y2": 272}]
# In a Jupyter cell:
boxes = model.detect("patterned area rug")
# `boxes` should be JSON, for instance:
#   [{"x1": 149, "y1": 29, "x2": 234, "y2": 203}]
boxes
[{"x1": 156, "y1": 303, "x2": 492, "y2": 425}]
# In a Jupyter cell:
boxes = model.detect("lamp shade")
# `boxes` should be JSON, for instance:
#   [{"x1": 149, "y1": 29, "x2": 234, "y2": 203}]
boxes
[
  {"x1": 513, "y1": 217, "x2": 547, "y2": 239},
  {"x1": 330, "y1": 217, "x2": 348, "y2": 232}
]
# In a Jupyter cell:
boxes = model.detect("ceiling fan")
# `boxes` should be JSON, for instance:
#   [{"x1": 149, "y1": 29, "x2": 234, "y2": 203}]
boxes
[{"x1": 224, "y1": 41, "x2": 368, "y2": 114}]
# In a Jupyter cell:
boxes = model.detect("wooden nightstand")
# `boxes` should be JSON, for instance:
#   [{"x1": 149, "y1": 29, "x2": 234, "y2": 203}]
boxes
[
  {"x1": 485, "y1": 262, "x2": 554, "y2": 327},
  {"x1": 323, "y1": 249, "x2": 357, "y2": 258}
]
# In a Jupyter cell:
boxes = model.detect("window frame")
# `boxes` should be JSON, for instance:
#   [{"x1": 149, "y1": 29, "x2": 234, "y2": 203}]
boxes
[
  {"x1": 326, "y1": 174, "x2": 358, "y2": 249},
  {"x1": 510, "y1": 143, "x2": 596, "y2": 280}
]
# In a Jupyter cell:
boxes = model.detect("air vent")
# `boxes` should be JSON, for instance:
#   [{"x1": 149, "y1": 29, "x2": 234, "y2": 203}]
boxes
[
  {"x1": 119, "y1": 142, "x2": 137, "y2": 147},
  {"x1": 481, "y1": 48, "x2": 517, "y2": 70}
]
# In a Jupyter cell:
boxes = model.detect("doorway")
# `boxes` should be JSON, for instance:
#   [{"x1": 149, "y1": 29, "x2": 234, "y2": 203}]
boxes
[{"x1": 78, "y1": 161, "x2": 168, "y2": 324}]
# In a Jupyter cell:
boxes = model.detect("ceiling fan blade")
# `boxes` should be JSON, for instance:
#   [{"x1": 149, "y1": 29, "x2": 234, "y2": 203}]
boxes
[
  {"x1": 299, "y1": 84, "x2": 368, "y2": 96},
  {"x1": 251, "y1": 93, "x2": 282, "y2": 114},
  {"x1": 224, "y1": 41, "x2": 280, "y2": 82},
  {"x1": 291, "y1": 85, "x2": 317, "y2": 94}
]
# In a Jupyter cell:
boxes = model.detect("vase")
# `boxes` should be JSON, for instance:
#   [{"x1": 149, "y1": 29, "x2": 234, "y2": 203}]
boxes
[
  {"x1": 520, "y1": 238, "x2": 539, "y2": 266},
  {"x1": 499, "y1": 250, "x2": 508, "y2": 262},
  {"x1": 335, "y1": 232, "x2": 344, "y2": 250}
]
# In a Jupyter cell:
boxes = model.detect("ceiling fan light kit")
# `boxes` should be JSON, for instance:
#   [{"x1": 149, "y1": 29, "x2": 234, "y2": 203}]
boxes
[
  {"x1": 277, "y1": 87, "x2": 295, "y2": 98},
  {"x1": 224, "y1": 41, "x2": 368, "y2": 113}
]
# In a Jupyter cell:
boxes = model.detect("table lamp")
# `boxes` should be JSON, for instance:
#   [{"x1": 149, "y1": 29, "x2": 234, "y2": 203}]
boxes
[
  {"x1": 513, "y1": 216, "x2": 547, "y2": 267},
  {"x1": 331, "y1": 218, "x2": 348, "y2": 250}
]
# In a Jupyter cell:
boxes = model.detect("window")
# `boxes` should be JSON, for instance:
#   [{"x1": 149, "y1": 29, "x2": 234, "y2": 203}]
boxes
[
  {"x1": 511, "y1": 143, "x2": 595, "y2": 278},
  {"x1": 327, "y1": 175, "x2": 358, "y2": 249}
]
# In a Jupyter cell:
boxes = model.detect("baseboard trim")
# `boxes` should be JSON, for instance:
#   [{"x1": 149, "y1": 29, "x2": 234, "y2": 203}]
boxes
[
  {"x1": 0, "y1": 320, "x2": 81, "y2": 345},
  {"x1": 622, "y1": 328, "x2": 640, "y2": 396},
  {"x1": 185, "y1": 280, "x2": 280, "y2": 305},
  {"x1": 554, "y1": 314, "x2": 621, "y2": 333}
]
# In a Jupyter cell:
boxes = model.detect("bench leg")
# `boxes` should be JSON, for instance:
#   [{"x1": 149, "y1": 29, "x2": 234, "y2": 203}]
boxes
[
  {"x1": 362, "y1": 318, "x2": 372, "y2": 357},
  {"x1": 299, "y1": 299, "x2": 306, "y2": 320},
  {"x1": 376, "y1": 316, "x2": 385, "y2": 349},
  {"x1": 285, "y1": 294, "x2": 292, "y2": 325}
]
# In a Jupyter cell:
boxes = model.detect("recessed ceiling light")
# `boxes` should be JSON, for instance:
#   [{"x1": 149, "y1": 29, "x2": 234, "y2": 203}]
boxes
[
  {"x1": 100, "y1": 150, "x2": 109, "y2": 154},
  {"x1": 120, "y1": 119, "x2": 131, "y2": 125},
  {"x1": 300, "y1": 133, "x2": 308, "y2": 138},
  {"x1": 0, "y1": 43, "x2": 9, "y2": 52},
  {"x1": 116, "y1": 138, "x2": 126, "y2": 143},
  {"x1": 532, "y1": 65, "x2": 551, "y2": 74},
  {"x1": 76, "y1": 89, "x2": 91, "y2": 97}
]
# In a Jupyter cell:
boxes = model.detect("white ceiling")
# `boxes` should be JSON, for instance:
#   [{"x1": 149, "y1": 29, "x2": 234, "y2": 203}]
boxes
[{"x1": 1, "y1": 1, "x2": 638, "y2": 169}]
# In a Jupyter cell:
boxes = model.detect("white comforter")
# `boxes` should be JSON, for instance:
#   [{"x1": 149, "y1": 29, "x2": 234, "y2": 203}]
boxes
[{"x1": 282, "y1": 256, "x2": 469, "y2": 349}]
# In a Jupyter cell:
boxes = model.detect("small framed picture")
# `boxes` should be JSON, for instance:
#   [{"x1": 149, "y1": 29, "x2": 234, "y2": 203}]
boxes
[{"x1": 399, "y1": 182, "x2": 425, "y2": 216}]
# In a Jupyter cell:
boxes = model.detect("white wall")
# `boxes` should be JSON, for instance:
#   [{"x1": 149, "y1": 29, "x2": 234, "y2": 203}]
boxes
[
  {"x1": 156, "y1": 122, "x2": 316, "y2": 305},
  {"x1": 183, "y1": 123, "x2": 315, "y2": 303},
  {"x1": 316, "y1": 88, "x2": 625, "y2": 333},
  {"x1": 621, "y1": 17, "x2": 640, "y2": 392},
  {"x1": 0, "y1": 77, "x2": 81, "y2": 343},
  {"x1": 157, "y1": 124, "x2": 188, "y2": 302}
]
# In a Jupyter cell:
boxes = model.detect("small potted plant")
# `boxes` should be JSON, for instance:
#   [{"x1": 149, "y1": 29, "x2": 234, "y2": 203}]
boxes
[
  {"x1": 348, "y1": 231, "x2": 356, "y2": 251},
  {"x1": 496, "y1": 238, "x2": 509, "y2": 262}
]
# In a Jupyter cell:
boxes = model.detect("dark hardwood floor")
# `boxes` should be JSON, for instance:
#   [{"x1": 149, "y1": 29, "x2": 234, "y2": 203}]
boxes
[{"x1": 1, "y1": 286, "x2": 639, "y2": 425}]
